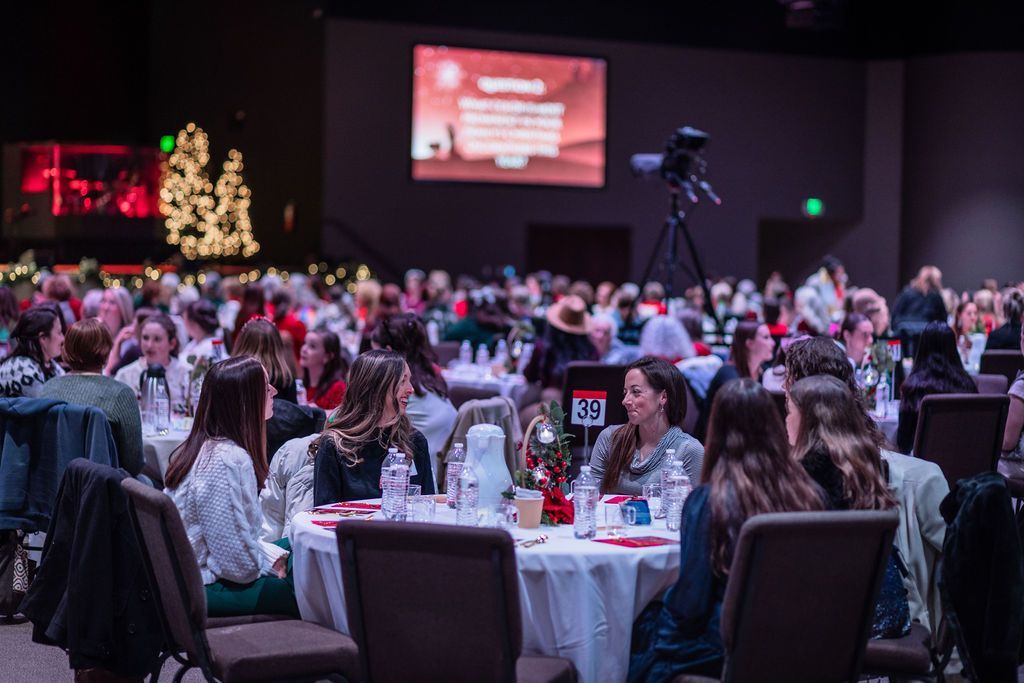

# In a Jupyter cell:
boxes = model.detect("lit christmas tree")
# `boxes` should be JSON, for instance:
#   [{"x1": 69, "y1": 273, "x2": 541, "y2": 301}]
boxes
[{"x1": 159, "y1": 123, "x2": 259, "y2": 260}]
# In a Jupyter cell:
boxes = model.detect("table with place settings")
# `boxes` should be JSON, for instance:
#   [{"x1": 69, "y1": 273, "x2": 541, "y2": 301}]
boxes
[{"x1": 290, "y1": 496, "x2": 681, "y2": 683}]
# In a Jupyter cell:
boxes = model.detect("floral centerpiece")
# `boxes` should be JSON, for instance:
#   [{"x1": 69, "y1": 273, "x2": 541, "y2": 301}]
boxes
[{"x1": 505, "y1": 401, "x2": 574, "y2": 525}]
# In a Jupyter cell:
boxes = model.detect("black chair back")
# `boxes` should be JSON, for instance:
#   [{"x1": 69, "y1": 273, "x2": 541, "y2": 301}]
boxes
[
  {"x1": 721, "y1": 510, "x2": 898, "y2": 682},
  {"x1": 979, "y1": 350, "x2": 1024, "y2": 389},
  {"x1": 913, "y1": 393, "x2": 1010, "y2": 490},
  {"x1": 973, "y1": 373, "x2": 1009, "y2": 395},
  {"x1": 433, "y1": 341, "x2": 461, "y2": 368},
  {"x1": 336, "y1": 521, "x2": 521, "y2": 683}
]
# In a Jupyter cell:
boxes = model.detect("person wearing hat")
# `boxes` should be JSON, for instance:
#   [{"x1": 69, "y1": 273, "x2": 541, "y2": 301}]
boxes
[{"x1": 522, "y1": 295, "x2": 599, "y2": 417}]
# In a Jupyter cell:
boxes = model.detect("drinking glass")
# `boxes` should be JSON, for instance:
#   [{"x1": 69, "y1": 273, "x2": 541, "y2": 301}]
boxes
[
  {"x1": 605, "y1": 505, "x2": 636, "y2": 539},
  {"x1": 642, "y1": 483, "x2": 664, "y2": 519},
  {"x1": 410, "y1": 496, "x2": 436, "y2": 523},
  {"x1": 407, "y1": 484, "x2": 422, "y2": 498}
]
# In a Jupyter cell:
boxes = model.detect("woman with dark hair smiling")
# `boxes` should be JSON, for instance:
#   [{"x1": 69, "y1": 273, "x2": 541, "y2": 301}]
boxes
[
  {"x1": 629, "y1": 379, "x2": 824, "y2": 681},
  {"x1": 896, "y1": 321, "x2": 977, "y2": 453},
  {"x1": 299, "y1": 328, "x2": 348, "y2": 410},
  {"x1": 0, "y1": 306, "x2": 65, "y2": 398},
  {"x1": 371, "y1": 313, "x2": 457, "y2": 483},
  {"x1": 164, "y1": 356, "x2": 298, "y2": 617},
  {"x1": 313, "y1": 349, "x2": 435, "y2": 505},
  {"x1": 589, "y1": 357, "x2": 704, "y2": 494},
  {"x1": 40, "y1": 318, "x2": 144, "y2": 475},
  {"x1": 113, "y1": 313, "x2": 192, "y2": 414}
]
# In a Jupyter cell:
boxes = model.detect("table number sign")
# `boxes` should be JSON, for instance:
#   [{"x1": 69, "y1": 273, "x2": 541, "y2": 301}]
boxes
[
  {"x1": 887, "y1": 339, "x2": 902, "y2": 361},
  {"x1": 571, "y1": 390, "x2": 607, "y2": 427}
]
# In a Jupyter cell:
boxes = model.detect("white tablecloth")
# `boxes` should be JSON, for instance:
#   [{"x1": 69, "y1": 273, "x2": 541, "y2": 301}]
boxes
[
  {"x1": 442, "y1": 369, "x2": 529, "y2": 401},
  {"x1": 142, "y1": 428, "x2": 190, "y2": 480},
  {"x1": 291, "y1": 498, "x2": 680, "y2": 683}
]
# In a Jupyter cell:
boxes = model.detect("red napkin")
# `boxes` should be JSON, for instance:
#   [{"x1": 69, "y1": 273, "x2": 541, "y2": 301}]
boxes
[
  {"x1": 311, "y1": 519, "x2": 338, "y2": 529},
  {"x1": 603, "y1": 495, "x2": 632, "y2": 505},
  {"x1": 319, "y1": 502, "x2": 381, "y2": 511},
  {"x1": 593, "y1": 536, "x2": 677, "y2": 548}
]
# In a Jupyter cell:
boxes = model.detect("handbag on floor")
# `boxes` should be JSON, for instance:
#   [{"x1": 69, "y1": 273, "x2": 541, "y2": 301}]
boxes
[{"x1": 0, "y1": 529, "x2": 32, "y2": 616}]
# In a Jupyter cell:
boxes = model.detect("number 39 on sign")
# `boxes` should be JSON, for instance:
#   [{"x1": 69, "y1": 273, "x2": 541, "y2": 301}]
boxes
[{"x1": 571, "y1": 390, "x2": 607, "y2": 427}]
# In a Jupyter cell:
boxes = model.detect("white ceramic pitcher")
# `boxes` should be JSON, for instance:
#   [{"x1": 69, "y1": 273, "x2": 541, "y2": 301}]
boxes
[{"x1": 465, "y1": 423, "x2": 512, "y2": 509}]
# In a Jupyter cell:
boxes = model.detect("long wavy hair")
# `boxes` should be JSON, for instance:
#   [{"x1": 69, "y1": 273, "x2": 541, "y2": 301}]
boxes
[
  {"x1": 370, "y1": 313, "x2": 448, "y2": 399},
  {"x1": 704, "y1": 379, "x2": 824, "y2": 575},
  {"x1": 233, "y1": 318, "x2": 294, "y2": 394},
  {"x1": 789, "y1": 375, "x2": 896, "y2": 511},
  {"x1": 164, "y1": 356, "x2": 269, "y2": 492},
  {"x1": 601, "y1": 357, "x2": 687, "y2": 493},
  {"x1": 900, "y1": 321, "x2": 977, "y2": 412},
  {"x1": 317, "y1": 350, "x2": 413, "y2": 467}
]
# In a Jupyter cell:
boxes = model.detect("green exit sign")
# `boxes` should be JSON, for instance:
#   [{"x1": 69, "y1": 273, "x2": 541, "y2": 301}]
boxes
[
  {"x1": 159, "y1": 135, "x2": 175, "y2": 153},
  {"x1": 802, "y1": 197, "x2": 825, "y2": 218}
]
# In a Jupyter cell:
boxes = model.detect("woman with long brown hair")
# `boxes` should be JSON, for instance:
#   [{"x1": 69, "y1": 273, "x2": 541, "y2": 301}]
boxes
[
  {"x1": 629, "y1": 379, "x2": 824, "y2": 681},
  {"x1": 589, "y1": 357, "x2": 704, "y2": 495},
  {"x1": 695, "y1": 321, "x2": 774, "y2": 440},
  {"x1": 371, "y1": 313, "x2": 457, "y2": 484},
  {"x1": 233, "y1": 317, "x2": 297, "y2": 403},
  {"x1": 164, "y1": 356, "x2": 298, "y2": 618},
  {"x1": 313, "y1": 349, "x2": 435, "y2": 505},
  {"x1": 786, "y1": 374, "x2": 910, "y2": 639}
]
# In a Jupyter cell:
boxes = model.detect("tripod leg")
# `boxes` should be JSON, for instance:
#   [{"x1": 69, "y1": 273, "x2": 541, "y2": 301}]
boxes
[
  {"x1": 676, "y1": 214, "x2": 721, "y2": 333},
  {"x1": 639, "y1": 218, "x2": 671, "y2": 289}
]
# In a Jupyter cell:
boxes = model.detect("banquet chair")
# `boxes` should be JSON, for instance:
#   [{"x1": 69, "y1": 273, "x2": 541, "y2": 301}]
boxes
[
  {"x1": 979, "y1": 350, "x2": 1024, "y2": 389},
  {"x1": 973, "y1": 372, "x2": 1009, "y2": 395},
  {"x1": 682, "y1": 379, "x2": 700, "y2": 437},
  {"x1": 439, "y1": 396, "x2": 523, "y2": 491},
  {"x1": 449, "y1": 383, "x2": 501, "y2": 409},
  {"x1": 672, "y1": 510, "x2": 898, "y2": 683},
  {"x1": 913, "y1": 394, "x2": 1009, "y2": 491},
  {"x1": 433, "y1": 340, "x2": 461, "y2": 368},
  {"x1": 120, "y1": 479, "x2": 361, "y2": 683},
  {"x1": 335, "y1": 521, "x2": 576, "y2": 683}
]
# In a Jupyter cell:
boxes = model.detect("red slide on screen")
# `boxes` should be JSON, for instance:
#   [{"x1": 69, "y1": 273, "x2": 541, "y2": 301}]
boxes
[{"x1": 411, "y1": 45, "x2": 607, "y2": 188}]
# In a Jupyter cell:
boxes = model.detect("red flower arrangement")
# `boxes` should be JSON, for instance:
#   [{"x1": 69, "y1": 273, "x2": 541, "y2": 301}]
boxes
[{"x1": 506, "y1": 401, "x2": 575, "y2": 526}]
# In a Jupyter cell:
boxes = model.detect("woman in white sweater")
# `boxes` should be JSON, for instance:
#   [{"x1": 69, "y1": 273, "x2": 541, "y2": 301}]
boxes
[{"x1": 164, "y1": 356, "x2": 298, "y2": 617}]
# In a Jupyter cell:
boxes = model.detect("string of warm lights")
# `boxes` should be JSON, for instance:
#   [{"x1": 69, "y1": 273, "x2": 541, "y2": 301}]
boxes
[{"x1": 159, "y1": 123, "x2": 260, "y2": 261}]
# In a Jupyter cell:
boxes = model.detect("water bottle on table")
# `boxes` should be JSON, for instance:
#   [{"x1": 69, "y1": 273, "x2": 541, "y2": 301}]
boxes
[
  {"x1": 458, "y1": 340, "x2": 473, "y2": 365},
  {"x1": 664, "y1": 453, "x2": 691, "y2": 532},
  {"x1": 874, "y1": 374, "x2": 890, "y2": 419},
  {"x1": 445, "y1": 441, "x2": 467, "y2": 509},
  {"x1": 381, "y1": 449, "x2": 410, "y2": 521},
  {"x1": 455, "y1": 463, "x2": 479, "y2": 526},
  {"x1": 573, "y1": 465, "x2": 599, "y2": 539},
  {"x1": 475, "y1": 343, "x2": 490, "y2": 367},
  {"x1": 659, "y1": 448, "x2": 683, "y2": 517}
]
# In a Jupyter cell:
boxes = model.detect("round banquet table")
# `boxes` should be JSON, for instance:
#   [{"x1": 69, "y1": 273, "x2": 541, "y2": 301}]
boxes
[
  {"x1": 441, "y1": 368, "x2": 529, "y2": 402},
  {"x1": 291, "y1": 497, "x2": 681, "y2": 683},
  {"x1": 142, "y1": 428, "x2": 191, "y2": 482}
]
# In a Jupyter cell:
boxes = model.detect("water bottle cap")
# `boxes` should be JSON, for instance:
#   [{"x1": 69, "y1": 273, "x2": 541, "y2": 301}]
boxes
[
  {"x1": 454, "y1": 442, "x2": 464, "y2": 448},
  {"x1": 212, "y1": 339, "x2": 223, "y2": 346},
  {"x1": 580, "y1": 465, "x2": 591, "y2": 473},
  {"x1": 387, "y1": 447, "x2": 398, "y2": 453}
]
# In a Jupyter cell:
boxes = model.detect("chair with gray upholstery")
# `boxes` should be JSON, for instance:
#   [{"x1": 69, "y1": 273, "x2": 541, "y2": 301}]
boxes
[
  {"x1": 973, "y1": 372, "x2": 1009, "y2": 395},
  {"x1": 335, "y1": 520, "x2": 576, "y2": 683},
  {"x1": 121, "y1": 478, "x2": 360, "y2": 683},
  {"x1": 433, "y1": 340, "x2": 462, "y2": 368},
  {"x1": 913, "y1": 393, "x2": 1010, "y2": 490},
  {"x1": 673, "y1": 510, "x2": 898, "y2": 682}
]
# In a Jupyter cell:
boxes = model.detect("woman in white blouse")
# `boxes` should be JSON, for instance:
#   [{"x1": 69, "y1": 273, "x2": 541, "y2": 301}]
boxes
[
  {"x1": 114, "y1": 313, "x2": 192, "y2": 414},
  {"x1": 163, "y1": 355, "x2": 298, "y2": 617}
]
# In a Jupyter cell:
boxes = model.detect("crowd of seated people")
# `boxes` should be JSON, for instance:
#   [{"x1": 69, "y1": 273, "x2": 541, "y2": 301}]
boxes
[{"x1": 1, "y1": 258, "x2": 1022, "y2": 642}]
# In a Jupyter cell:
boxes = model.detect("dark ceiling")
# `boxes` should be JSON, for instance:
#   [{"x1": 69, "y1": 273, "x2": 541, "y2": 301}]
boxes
[{"x1": 326, "y1": 1, "x2": 1024, "y2": 59}]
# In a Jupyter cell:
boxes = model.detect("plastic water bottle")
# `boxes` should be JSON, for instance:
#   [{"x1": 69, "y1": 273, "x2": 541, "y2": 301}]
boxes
[
  {"x1": 153, "y1": 382, "x2": 171, "y2": 435},
  {"x1": 875, "y1": 373, "x2": 890, "y2": 419},
  {"x1": 458, "y1": 340, "x2": 473, "y2": 365},
  {"x1": 475, "y1": 343, "x2": 490, "y2": 367},
  {"x1": 573, "y1": 465, "x2": 599, "y2": 539},
  {"x1": 381, "y1": 449, "x2": 410, "y2": 521},
  {"x1": 445, "y1": 442, "x2": 467, "y2": 509},
  {"x1": 455, "y1": 463, "x2": 479, "y2": 526},
  {"x1": 295, "y1": 378, "x2": 307, "y2": 406},
  {"x1": 665, "y1": 460, "x2": 692, "y2": 533},
  {"x1": 380, "y1": 447, "x2": 401, "y2": 489},
  {"x1": 494, "y1": 339, "x2": 509, "y2": 367},
  {"x1": 426, "y1": 320, "x2": 440, "y2": 347},
  {"x1": 659, "y1": 448, "x2": 682, "y2": 518}
]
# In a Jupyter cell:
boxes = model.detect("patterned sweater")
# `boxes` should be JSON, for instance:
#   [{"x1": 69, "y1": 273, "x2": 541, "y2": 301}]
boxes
[{"x1": 166, "y1": 439, "x2": 287, "y2": 585}]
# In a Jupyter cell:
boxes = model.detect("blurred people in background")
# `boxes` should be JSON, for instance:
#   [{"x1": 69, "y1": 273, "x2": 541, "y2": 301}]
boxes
[
  {"x1": 985, "y1": 288, "x2": 1024, "y2": 351},
  {"x1": 892, "y1": 266, "x2": 947, "y2": 337},
  {"x1": 0, "y1": 306, "x2": 65, "y2": 398}
]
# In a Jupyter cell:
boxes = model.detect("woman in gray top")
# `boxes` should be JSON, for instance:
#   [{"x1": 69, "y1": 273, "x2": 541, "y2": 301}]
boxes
[{"x1": 589, "y1": 357, "x2": 704, "y2": 495}]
